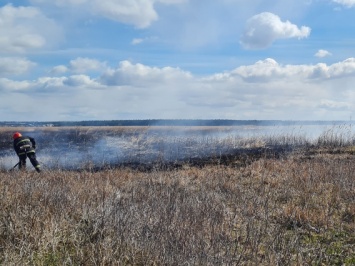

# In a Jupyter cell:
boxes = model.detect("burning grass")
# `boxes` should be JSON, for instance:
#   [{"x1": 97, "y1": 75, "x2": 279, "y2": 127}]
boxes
[{"x1": 0, "y1": 126, "x2": 354, "y2": 265}]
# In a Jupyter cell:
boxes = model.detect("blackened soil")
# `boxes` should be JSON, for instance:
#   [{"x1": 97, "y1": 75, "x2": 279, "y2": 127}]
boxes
[{"x1": 86, "y1": 146, "x2": 293, "y2": 172}]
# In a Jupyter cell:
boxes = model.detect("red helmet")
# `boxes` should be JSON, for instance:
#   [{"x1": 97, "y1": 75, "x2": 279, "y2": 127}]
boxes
[{"x1": 13, "y1": 132, "x2": 22, "y2": 140}]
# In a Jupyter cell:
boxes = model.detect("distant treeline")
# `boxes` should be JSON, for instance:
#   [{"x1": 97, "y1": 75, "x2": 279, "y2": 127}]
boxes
[{"x1": 0, "y1": 119, "x2": 351, "y2": 127}]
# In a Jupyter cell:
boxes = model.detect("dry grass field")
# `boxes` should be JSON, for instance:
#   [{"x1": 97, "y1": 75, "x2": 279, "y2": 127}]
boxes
[{"x1": 0, "y1": 126, "x2": 354, "y2": 265}]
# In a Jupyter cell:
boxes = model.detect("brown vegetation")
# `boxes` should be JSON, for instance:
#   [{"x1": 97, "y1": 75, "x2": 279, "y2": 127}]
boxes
[{"x1": 0, "y1": 126, "x2": 354, "y2": 265}]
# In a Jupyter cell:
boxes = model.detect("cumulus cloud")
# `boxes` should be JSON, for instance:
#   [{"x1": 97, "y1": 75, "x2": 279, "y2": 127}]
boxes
[
  {"x1": 69, "y1": 57, "x2": 107, "y2": 74},
  {"x1": 315, "y1": 49, "x2": 332, "y2": 58},
  {"x1": 326, "y1": 58, "x2": 355, "y2": 78},
  {"x1": 0, "y1": 57, "x2": 36, "y2": 76},
  {"x1": 333, "y1": 0, "x2": 355, "y2": 7},
  {"x1": 31, "y1": 0, "x2": 186, "y2": 28},
  {"x1": 0, "y1": 78, "x2": 32, "y2": 92},
  {"x1": 0, "y1": 4, "x2": 62, "y2": 54},
  {"x1": 91, "y1": 0, "x2": 185, "y2": 28},
  {"x1": 35, "y1": 77, "x2": 67, "y2": 91},
  {"x1": 50, "y1": 58, "x2": 107, "y2": 75},
  {"x1": 63, "y1": 74, "x2": 100, "y2": 87},
  {"x1": 231, "y1": 58, "x2": 355, "y2": 81},
  {"x1": 2, "y1": 58, "x2": 355, "y2": 121},
  {"x1": 82, "y1": 58, "x2": 352, "y2": 118},
  {"x1": 240, "y1": 12, "x2": 311, "y2": 49},
  {"x1": 100, "y1": 60, "x2": 192, "y2": 86},
  {"x1": 230, "y1": 58, "x2": 312, "y2": 82}
]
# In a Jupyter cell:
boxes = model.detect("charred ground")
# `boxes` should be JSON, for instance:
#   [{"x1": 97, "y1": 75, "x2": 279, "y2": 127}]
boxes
[
  {"x1": 0, "y1": 125, "x2": 354, "y2": 172},
  {"x1": 0, "y1": 126, "x2": 307, "y2": 171}
]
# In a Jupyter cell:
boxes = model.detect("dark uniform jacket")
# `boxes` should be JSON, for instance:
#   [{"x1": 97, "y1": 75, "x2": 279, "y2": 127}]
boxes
[{"x1": 13, "y1": 136, "x2": 36, "y2": 156}]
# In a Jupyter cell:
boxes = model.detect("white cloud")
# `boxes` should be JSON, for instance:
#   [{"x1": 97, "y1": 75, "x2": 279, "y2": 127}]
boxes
[
  {"x1": 90, "y1": 0, "x2": 185, "y2": 28},
  {"x1": 30, "y1": 0, "x2": 87, "y2": 5},
  {"x1": 231, "y1": 58, "x2": 312, "y2": 82},
  {"x1": 2, "y1": 58, "x2": 355, "y2": 121},
  {"x1": 82, "y1": 58, "x2": 346, "y2": 118},
  {"x1": 0, "y1": 78, "x2": 32, "y2": 92},
  {"x1": 91, "y1": 0, "x2": 158, "y2": 28},
  {"x1": 315, "y1": 49, "x2": 332, "y2": 58},
  {"x1": 240, "y1": 12, "x2": 311, "y2": 49},
  {"x1": 50, "y1": 58, "x2": 107, "y2": 75},
  {"x1": 132, "y1": 38, "x2": 144, "y2": 45},
  {"x1": 333, "y1": 0, "x2": 355, "y2": 7},
  {"x1": 35, "y1": 77, "x2": 67, "y2": 91},
  {"x1": 0, "y1": 57, "x2": 36, "y2": 76},
  {"x1": 63, "y1": 74, "x2": 100, "y2": 87},
  {"x1": 100, "y1": 60, "x2": 192, "y2": 86},
  {"x1": 31, "y1": 0, "x2": 186, "y2": 28},
  {"x1": 0, "y1": 5, "x2": 44, "y2": 53},
  {"x1": 231, "y1": 58, "x2": 355, "y2": 81},
  {"x1": 326, "y1": 58, "x2": 355, "y2": 78},
  {"x1": 50, "y1": 65, "x2": 68, "y2": 75},
  {"x1": 69, "y1": 57, "x2": 108, "y2": 74},
  {"x1": 0, "y1": 4, "x2": 63, "y2": 54}
]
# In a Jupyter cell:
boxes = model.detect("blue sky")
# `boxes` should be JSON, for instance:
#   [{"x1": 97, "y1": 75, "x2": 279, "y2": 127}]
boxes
[{"x1": 1, "y1": 0, "x2": 355, "y2": 121}]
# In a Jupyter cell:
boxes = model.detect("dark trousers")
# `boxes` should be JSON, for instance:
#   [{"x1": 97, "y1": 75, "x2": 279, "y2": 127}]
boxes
[{"x1": 19, "y1": 152, "x2": 41, "y2": 172}]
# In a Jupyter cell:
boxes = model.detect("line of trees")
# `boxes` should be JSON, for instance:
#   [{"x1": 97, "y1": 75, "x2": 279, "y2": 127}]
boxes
[{"x1": 0, "y1": 119, "x2": 349, "y2": 127}]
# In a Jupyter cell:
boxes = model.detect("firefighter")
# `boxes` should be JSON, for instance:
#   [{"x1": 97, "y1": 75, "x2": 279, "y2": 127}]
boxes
[{"x1": 13, "y1": 132, "x2": 41, "y2": 173}]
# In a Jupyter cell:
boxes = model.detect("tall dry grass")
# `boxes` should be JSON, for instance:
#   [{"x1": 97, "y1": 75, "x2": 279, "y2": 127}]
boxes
[{"x1": 0, "y1": 154, "x2": 354, "y2": 265}]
